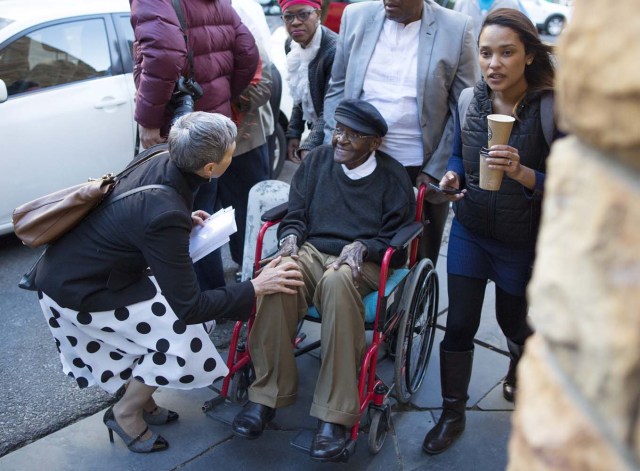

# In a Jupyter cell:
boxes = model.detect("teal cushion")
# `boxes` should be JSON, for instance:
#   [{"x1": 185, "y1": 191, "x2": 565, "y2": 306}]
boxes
[{"x1": 306, "y1": 268, "x2": 409, "y2": 324}]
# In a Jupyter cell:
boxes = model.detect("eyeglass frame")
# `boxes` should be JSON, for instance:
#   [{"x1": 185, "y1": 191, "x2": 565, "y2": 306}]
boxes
[
  {"x1": 281, "y1": 9, "x2": 319, "y2": 24},
  {"x1": 330, "y1": 126, "x2": 376, "y2": 142}
]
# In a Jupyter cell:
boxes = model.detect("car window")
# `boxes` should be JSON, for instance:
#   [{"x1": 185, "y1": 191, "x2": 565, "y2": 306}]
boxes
[
  {"x1": 115, "y1": 14, "x2": 134, "y2": 66},
  {"x1": 0, "y1": 18, "x2": 111, "y2": 97}
]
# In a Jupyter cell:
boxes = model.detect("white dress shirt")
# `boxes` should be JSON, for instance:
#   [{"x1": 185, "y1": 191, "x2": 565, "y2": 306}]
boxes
[{"x1": 361, "y1": 19, "x2": 423, "y2": 167}]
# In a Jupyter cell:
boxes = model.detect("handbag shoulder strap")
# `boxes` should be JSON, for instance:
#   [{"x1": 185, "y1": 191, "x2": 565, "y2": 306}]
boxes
[
  {"x1": 117, "y1": 144, "x2": 169, "y2": 179},
  {"x1": 103, "y1": 184, "x2": 175, "y2": 209}
]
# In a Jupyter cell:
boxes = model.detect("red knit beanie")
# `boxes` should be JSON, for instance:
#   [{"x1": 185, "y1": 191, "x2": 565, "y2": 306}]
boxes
[{"x1": 278, "y1": 0, "x2": 322, "y2": 13}]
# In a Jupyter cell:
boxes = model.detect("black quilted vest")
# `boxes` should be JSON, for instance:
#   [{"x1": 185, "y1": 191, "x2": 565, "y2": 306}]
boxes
[{"x1": 454, "y1": 81, "x2": 551, "y2": 248}]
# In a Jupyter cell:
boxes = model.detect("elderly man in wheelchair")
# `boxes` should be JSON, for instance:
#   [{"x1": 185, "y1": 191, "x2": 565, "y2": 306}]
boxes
[{"x1": 231, "y1": 99, "x2": 416, "y2": 461}]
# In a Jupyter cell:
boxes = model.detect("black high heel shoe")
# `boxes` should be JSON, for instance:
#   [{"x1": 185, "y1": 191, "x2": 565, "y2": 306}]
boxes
[{"x1": 103, "y1": 407, "x2": 169, "y2": 453}]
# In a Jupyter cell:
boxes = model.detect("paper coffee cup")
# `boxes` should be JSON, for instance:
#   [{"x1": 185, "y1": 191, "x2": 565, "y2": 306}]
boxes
[
  {"x1": 479, "y1": 147, "x2": 503, "y2": 191},
  {"x1": 487, "y1": 114, "x2": 515, "y2": 147}
]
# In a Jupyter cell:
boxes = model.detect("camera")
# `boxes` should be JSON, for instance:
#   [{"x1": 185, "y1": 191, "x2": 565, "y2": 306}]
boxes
[{"x1": 170, "y1": 76, "x2": 203, "y2": 124}]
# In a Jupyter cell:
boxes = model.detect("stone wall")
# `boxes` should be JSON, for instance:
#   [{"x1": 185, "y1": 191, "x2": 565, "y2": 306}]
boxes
[
  {"x1": 507, "y1": 0, "x2": 640, "y2": 469},
  {"x1": 554, "y1": 0, "x2": 640, "y2": 171}
]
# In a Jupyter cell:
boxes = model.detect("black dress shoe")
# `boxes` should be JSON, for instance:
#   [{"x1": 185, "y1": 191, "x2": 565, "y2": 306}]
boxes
[
  {"x1": 232, "y1": 401, "x2": 275, "y2": 439},
  {"x1": 310, "y1": 420, "x2": 347, "y2": 461}
]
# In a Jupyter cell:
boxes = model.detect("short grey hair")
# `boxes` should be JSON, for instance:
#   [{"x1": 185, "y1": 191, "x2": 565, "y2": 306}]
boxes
[{"x1": 168, "y1": 112, "x2": 237, "y2": 173}]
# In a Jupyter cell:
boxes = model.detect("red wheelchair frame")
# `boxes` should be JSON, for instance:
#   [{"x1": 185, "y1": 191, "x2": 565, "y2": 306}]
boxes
[{"x1": 203, "y1": 185, "x2": 439, "y2": 460}]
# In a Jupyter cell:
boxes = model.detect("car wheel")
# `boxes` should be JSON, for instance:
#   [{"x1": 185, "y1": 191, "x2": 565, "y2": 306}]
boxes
[
  {"x1": 545, "y1": 15, "x2": 565, "y2": 36},
  {"x1": 269, "y1": 121, "x2": 287, "y2": 179}
]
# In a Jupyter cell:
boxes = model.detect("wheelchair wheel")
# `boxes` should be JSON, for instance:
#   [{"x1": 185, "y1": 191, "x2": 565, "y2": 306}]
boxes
[
  {"x1": 394, "y1": 258, "x2": 439, "y2": 403},
  {"x1": 367, "y1": 408, "x2": 390, "y2": 455},
  {"x1": 229, "y1": 364, "x2": 255, "y2": 406}
]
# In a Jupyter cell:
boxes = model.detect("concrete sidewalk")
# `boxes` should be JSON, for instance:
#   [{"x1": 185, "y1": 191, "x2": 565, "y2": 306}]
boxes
[{"x1": 0, "y1": 238, "x2": 515, "y2": 471}]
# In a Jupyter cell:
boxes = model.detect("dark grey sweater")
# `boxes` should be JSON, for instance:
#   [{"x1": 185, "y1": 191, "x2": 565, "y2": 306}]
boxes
[{"x1": 279, "y1": 145, "x2": 415, "y2": 265}]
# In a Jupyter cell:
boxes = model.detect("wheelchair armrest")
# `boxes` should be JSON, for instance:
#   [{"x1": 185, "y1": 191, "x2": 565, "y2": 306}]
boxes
[
  {"x1": 261, "y1": 202, "x2": 289, "y2": 222},
  {"x1": 389, "y1": 222, "x2": 423, "y2": 250}
]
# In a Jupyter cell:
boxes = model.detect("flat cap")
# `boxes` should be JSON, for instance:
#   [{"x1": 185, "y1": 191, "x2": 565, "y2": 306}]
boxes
[{"x1": 334, "y1": 99, "x2": 388, "y2": 138}]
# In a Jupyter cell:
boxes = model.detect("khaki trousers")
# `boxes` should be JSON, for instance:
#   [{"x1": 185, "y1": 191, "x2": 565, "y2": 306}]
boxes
[{"x1": 248, "y1": 243, "x2": 381, "y2": 426}]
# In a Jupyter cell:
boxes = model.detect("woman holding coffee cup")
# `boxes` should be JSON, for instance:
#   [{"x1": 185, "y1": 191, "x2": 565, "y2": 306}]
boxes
[{"x1": 422, "y1": 9, "x2": 556, "y2": 455}]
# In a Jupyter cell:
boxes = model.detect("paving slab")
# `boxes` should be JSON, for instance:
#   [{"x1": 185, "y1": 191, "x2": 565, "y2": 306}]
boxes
[
  {"x1": 0, "y1": 387, "x2": 233, "y2": 471},
  {"x1": 409, "y1": 330, "x2": 509, "y2": 409},
  {"x1": 180, "y1": 425, "x2": 401, "y2": 471},
  {"x1": 434, "y1": 252, "x2": 449, "y2": 315},
  {"x1": 477, "y1": 383, "x2": 515, "y2": 411},
  {"x1": 395, "y1": 410, "x2": 512, "y2": 471}
]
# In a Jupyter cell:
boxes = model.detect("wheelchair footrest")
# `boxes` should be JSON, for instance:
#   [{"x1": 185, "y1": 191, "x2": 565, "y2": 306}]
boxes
[
  {"x1": 202, "y1": 394, "x2": 226, "y2": 413},
  {"x1": 203, "y1": 399, "x2": 244, "y2": 426},
  {"x1": 290, "y1": 429, "x2": 356, "y2": 462}
]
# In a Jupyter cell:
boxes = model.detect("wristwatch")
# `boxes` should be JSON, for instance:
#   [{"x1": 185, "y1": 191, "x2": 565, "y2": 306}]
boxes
[{"x1": 278, "y1": 234, "x2": 296, "y2": 248}]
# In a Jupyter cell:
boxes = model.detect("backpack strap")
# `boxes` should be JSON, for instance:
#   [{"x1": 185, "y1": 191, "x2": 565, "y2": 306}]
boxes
[
  {"x1": 540, "y1": 92, "x2": 555, "y2": 148},
  {"x1": 457, "y1": 87, "x2": 474, "y2": 129},
  {"x1": 459, "y1": 87, "x2": 555, "y2": 148}
]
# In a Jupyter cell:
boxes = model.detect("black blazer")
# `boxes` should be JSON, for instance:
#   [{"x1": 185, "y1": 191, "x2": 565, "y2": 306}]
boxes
[
  {"x1": 284, "y1": 25, "x2": 337, "y2": 152},
  {"x1": 35, "y1": 150, "x2": 254, "y2": 324}
]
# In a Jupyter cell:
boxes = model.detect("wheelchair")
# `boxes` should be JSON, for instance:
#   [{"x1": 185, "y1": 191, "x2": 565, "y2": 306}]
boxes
[{"x1": 203, "y1": 185, "x2": 439, "y2": 460}]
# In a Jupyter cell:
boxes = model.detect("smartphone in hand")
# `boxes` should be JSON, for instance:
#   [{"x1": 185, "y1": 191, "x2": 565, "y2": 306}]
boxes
[{"x1": 428, "y1": 182, "x2": 462, "y2": 195}]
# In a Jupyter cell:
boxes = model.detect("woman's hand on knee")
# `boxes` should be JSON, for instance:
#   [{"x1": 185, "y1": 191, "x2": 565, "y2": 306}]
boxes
[{"x1": 251, "y1": 257, "x2": 304, "y2": 296}]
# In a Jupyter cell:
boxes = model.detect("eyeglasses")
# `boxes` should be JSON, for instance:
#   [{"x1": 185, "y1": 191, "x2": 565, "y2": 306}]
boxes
[
  {"x1": 331, "y1": 127, "x2": 374, "y2": 142},
  {"x1": 281, "y1": 9, "x2": 317, "y2": 24}
]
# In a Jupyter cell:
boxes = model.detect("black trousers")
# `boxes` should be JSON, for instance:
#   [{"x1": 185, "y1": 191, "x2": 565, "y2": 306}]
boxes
[
  {"x1": 442, "y1": 274, "x2": 533, "y2": 352},
  {"x1": 193, "y1": 144, "x2": 270, "y2": 290}
]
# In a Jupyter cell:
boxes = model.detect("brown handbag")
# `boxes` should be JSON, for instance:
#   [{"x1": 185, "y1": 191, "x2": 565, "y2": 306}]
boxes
[
  {"x1": 12, "y1": 144, "x2": 168, "y2": 248},
  {"x1": 13, "y1": 175, "x2": 117, "y2": 248}
]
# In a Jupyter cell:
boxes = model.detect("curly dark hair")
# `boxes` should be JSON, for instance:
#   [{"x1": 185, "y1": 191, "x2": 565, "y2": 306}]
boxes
[{"x1": 481, "y1": 8, "x2": 555, "y2": 93}]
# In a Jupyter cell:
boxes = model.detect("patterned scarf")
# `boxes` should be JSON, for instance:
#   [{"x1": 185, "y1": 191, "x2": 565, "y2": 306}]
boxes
[{"x1": 286, "y1": 24, "x2": 323, "y2": 122}]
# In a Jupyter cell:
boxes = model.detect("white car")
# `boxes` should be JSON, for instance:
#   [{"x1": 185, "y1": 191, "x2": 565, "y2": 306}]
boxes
[
  {"x1": 0, "y1": 0, "x2": 136, "y2": 236},
  {"x1": 520, "y1": 0, "x2": 572, "y2": 36},
  {"x1": 0, "y1": 0, "x2": 290, "y2": 236}
]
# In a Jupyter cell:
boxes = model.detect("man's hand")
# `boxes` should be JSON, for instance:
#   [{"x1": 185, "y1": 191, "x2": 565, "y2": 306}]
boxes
[
  {"x1": 287, "y1": 138, "x2": 301, "y2": 163},
  {"x1": 259, "y1": 234, "x2": 299, "y2": 266},
  {"x1": 139, "y1": 125, "x2": 165, "y2": 149},
  {"x1": 251, "y1": 256, "x2": 304, "y2": 296},
  {"x1": 329, "y1": 241, "x2": 368, "y2": 288},
  {"x1": 415, "y1": 172, "x2": 438, "y2": 196}
]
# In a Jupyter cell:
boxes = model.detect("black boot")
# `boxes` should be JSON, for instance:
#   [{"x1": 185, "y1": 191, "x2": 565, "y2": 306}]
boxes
[
  {"x1": 503, "y1": 339, "x2": 524, "y2": 403},
  {"x1": 422, "y1": 345, "x2": 473, "y2": 455},
  {"x1": 232, "y1": 401, "x2": 275, "y2": 439}
]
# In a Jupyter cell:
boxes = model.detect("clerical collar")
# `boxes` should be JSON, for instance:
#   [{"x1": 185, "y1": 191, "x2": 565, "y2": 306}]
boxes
[{"x1": 341, "y1": 152, "x2": 378, "y2": 179}]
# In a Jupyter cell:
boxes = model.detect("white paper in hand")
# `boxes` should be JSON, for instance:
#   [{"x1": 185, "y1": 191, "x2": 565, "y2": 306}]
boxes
[{"x1": 189, "y1": 207, "x2": 237, "y2": 263}]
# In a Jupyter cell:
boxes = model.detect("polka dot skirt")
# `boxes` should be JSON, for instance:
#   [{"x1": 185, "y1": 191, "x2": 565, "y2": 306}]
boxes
[{"x1": 38, "y1": 278, "x2": 228, "y2": 394}]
